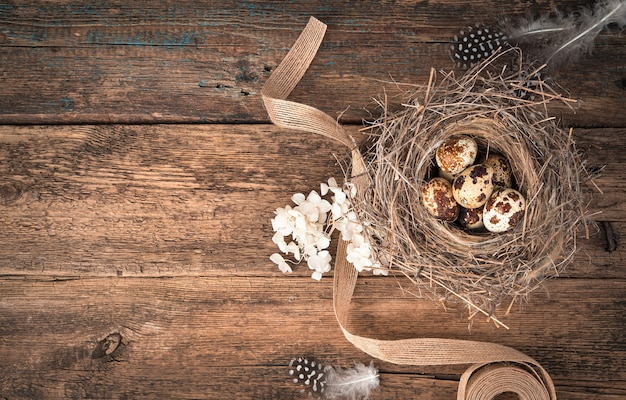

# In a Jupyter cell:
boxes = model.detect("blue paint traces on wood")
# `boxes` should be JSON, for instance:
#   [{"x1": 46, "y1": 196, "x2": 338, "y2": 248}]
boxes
[
  {"x1": 61, "y1": 97, "x2": 75, "y2": 111},
  {"x1": 3, "y1": 29, "x2": 47, "y2": 43},
  {"x1": 240, "y1": 1, "x2": 285, "y2": 19},
  {"x1": 234, "y1": 60, "x2": 258, "y2": 83},
  {"x1": 86, "y1": 30, "x2": 201, "y2": 48}
]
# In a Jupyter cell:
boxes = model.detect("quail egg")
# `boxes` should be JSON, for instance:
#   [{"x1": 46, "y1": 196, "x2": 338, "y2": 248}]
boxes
[
  {"x1": 484, "y1": 153, "x2": 512, "y2": 189},
  {"x1": 435, "y1": 135, "x2": 478, "y2": 176},
  {"x1": 452, "y1": 164, "x2": 494, "y2": 209},
  {"x1": 458, "y1": 206, "x2": 484, "y2": 230},
  {"x1": 438, "y1": 168, "x2": 455, "y2": 183},
  {"x1": 421, "y1": 177, "x2": 460, "y2": 221},
  {"x1": 483, "y1": 188, "x2": 526, "y2": 233}
]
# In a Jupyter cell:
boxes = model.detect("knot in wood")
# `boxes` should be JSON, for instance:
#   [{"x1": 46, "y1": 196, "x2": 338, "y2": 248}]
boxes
[
  {"x1": 0, "y1": 182, "x2": 22, "y2": 204},
  {"x1": 92, "y1": 332, "x2": 122, "y2": 359}
]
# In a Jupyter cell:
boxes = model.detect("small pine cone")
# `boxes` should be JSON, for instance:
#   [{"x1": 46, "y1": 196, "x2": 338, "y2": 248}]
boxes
[{"x1": 288, "y1": 357, "x2": 326, "y2": 395}]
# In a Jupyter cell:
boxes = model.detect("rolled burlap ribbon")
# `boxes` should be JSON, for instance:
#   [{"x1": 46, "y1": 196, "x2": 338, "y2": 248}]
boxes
[{"x1": 262, "y1": 17, "x2": 557, "y2": 400}]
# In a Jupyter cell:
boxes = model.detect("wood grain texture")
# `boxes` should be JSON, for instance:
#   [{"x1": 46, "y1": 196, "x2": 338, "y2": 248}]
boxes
[
  {"x1": 0, "y1": 124, "x2": 624, "y2": 399},
  {"x1": 1, "y1": 1, "x2": 625, "y2": 399},
  {"x1": 0, "y1": 0, "x2": 624, "y2": 126},
  {"x1": 0, "y1": 124, "x2": 624, "y2": 279},
  {"x1": 0, "y1": 277, "x2": 624, "y2": 399}
]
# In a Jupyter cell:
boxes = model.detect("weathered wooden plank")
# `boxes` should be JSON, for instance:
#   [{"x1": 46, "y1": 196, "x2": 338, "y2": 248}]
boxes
[
  {"x1": 0, "y1": 124, "x2": 342, "y2": 277},
  {"x1": 0, "y1": 124, "x2": 624, "y2": 278},
  {"x1": 0, "y1": 3, "x2": 623, "y2": 400},
  {"x1": 576, "y1": 128, "x2": 626, "y2": 220},
  {"x1": 0, "y1": 0, "x2": 624, "y2": 126},
  {"x1": 0, "y1": 277, "x2": 623, "y2": 399}
]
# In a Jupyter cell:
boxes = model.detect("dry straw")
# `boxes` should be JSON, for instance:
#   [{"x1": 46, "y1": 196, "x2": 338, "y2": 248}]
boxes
[
  {"x1": 265, "y1": 20, "x2": 564, "y2": 397},
  {"x1": 352, "y1": 49, "x2": 590, "y2": 322}
]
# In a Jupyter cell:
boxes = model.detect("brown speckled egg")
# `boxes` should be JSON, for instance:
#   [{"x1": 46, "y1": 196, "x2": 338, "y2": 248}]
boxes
[
  {"x1": 452, "y1": 164, "x2": 494, "y2": 209},
  {"x1": 458, "y1": 207, "x2": 484, "y2": 230},
  {"x1": 421, "y1": 177, "x2": 460, "y2": 221},
  {"x1": 483, "y1": 188, "x2": 526, "y2": 233},
  {"x1": 438, "y1": 167, "x2": 455, "y2": 183},
  {"x1": 484, "y1": 153, "x2": 512, "y2": 189},
  {"x1": 435, "y1": 136, "x2": 478, "y2": 176}
]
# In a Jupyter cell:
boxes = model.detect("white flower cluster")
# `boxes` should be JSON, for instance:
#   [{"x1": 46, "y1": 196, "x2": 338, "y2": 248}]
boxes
[{"x1": 271, "y1": 177, "x2": 387, "y2": 280}]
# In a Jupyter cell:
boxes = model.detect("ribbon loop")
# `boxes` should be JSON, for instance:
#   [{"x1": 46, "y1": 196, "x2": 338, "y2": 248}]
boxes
[
  {"x1": 262, "y1": 16, "x2": 557, "y2": 400},
  {"x1": 261, "y1": 17, "x2": 354, "y2": 149}
]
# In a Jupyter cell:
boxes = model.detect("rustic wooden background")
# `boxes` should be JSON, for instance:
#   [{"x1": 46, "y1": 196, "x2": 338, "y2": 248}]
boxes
[{"x1": 0, "y1": 1, "x2": 624, "y2": 399}]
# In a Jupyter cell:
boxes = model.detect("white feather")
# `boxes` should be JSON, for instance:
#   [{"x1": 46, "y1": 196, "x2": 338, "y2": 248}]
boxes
[
  {"x1": 501, "y1": 0, "x2": 626, "y2": 72},
  {"x1": 323, "y1": 362, "x2": 379, "y2": 400}
]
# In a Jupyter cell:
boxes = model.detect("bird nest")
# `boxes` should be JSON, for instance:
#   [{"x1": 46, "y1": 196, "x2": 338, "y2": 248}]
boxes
[{"x1": 349, "y1": 51, "x2": 590, "y2": 323}]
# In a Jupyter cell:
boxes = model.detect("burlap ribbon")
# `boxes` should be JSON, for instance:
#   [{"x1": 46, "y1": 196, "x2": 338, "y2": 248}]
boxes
[{"x1": 262, "y1": 17, "x2": 557, "y2": 400}]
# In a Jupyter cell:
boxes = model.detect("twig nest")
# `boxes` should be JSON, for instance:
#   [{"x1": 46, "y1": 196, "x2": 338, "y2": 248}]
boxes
[{"x1": 353, "y1": 51, "x2": 589, "y2": 317}]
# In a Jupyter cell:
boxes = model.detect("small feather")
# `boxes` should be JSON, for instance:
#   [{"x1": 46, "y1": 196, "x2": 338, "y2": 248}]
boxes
[
  {"x1": 450, "y1": 24, "x2": 506, "y2": 69},
  {"x1": 500, "y1": 0, "x2": 626, "y2": 72},
  {"x1": 323, "y1": 362, "x2": 379, "y2": 400},
  {"x1": 288, "y1": 356, "x2": 326, "y2": 394}
]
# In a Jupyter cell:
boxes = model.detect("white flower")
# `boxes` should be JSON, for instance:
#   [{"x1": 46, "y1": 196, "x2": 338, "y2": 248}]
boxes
[
  {"x1": 272, "y1": 231, "x2": 287, "y2": 252},
  {"x1": 335, "y1": 210, "x2": 363, "y2": 242},
  {"x1": 270, "y1": 253, "x2": 292, "y2": 273},
  {"x1": 305, "y1": 190, "x2": 332, "y2": 222},
  {"x1": 272, "y1": 206, "x2": 294, "y2": 236},
  {"x1": 333, "y1": 189, "x2": 347, "y2": 205},
  {"x1": 307, "y1": 250, "x2": 332, "y2": 280},
  {"x1": 372, "y1": 265, "x2": 388, "y2": 276},
  {"x1": 303, "y1": 242, "x2": 320, "y2": 258},
  {"x1": 346, "y1": 233, "x2": 374, "y2": 272},
  {"x1": 323, "y1": 177, "x2": 340, "y2": 195},
  {"x1": 285, "y1": 241, "x2": 301, "y2": 261},
  {"x1": 270, "y1": 177, "x2": 384, "y2": 280},
  {"x1": 311, "y1": 270, "x2": 324, "y2": 281},
  {"x1": 271, "y1": 186, "x2": 336, "y2": 278},
  {"x1": 291, "y1": 192, "x2": 306, "y2": 205},
  {"x1": 316, "y1": 235, "x2": 330, "y2": 250}
]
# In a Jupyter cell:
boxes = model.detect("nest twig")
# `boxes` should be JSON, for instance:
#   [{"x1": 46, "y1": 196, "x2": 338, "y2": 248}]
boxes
[{"x1": 352, "y1": 49, "x2": 590, "y2": 323}]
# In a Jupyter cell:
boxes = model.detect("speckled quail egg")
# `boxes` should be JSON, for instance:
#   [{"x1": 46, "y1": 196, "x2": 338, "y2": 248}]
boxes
[
  {"x1": 438, "y1": 168, "x2": 455, "y2": 183},
  {"x1": 483, "y1": 188, "x2": 526, "y2": 233},
  {"x1": 484, "y1": 153, "x2": 512, "y2": 189},
  {"x1": 435, "y1": 135, "x2": 478, "y2": 176},
  {"x1": 421, "y1": 177, "x2": 460, "y2": 221},
  {"x1": 458, "y1": 207, "x2": 484, "y2": 230},
  {"x1": 452, "y1": 164, "x2": 494, "y2": 209}
]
